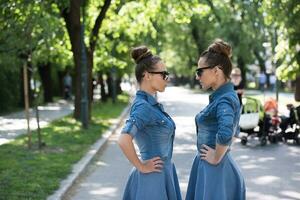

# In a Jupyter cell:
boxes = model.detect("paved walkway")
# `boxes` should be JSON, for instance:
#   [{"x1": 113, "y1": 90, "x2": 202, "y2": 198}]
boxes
[
  {"x1": 0, "y1": 100, "x2": 74, "y2": 145},
  {"x1": 63, "y1": 86, "x2": 300, "y2": 200}
]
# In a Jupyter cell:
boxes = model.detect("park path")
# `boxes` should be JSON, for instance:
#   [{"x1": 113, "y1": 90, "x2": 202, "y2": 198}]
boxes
[
  {"x1": 64, "y1": 86, "x2": 300, "y2": 200},
  {"x1": 0, "y1": 100, "x2": 73, "y2": 145}
]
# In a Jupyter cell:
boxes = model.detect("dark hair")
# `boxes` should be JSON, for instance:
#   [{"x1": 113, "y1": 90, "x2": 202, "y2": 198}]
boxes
[
  {"x1": 131, "y1": 46, "x2": 161, "y2": 83},
  {"x1": 199, "y1": 39, "x2": 232, "y2": 79}
]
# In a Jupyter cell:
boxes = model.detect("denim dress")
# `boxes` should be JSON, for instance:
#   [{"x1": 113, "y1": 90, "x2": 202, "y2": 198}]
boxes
[
  {"x1": 186, "y1": 82, "x2": 246, "y2": 200},
  {"x1": 121, "y1": 90, "x2": 182, "y2": 200}
]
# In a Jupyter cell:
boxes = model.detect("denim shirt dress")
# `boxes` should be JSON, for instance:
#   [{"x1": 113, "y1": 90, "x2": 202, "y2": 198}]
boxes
[
  {"x1": 121, "y1": 90, "x2": 182, "y2": 200},
  {"x1": 186, "y1": 82, "x2": 246, "y2": 200}
]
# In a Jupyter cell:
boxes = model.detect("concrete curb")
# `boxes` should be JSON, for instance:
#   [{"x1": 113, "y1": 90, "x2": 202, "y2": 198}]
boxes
[{"x1": 47, "y1": 103, "x2": 131, "y2": 200}]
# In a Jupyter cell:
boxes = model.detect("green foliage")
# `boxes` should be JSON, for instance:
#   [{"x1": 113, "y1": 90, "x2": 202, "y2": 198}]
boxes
[
  {"x1": 0, "y1": 94, "x2": 129, "y2": 199},
  {"x1": 1, "y1": 0, "x2": 299, "y2": 111},
  {"x1": 0, "y1": 66, "x2": 21, "y2": 114},
  {"x1": 262, "y1": 0, "x2": 300, "y2": 80},
  {"x1": 0, "y1": 0, "x2": 71, "y2": 65},
  {"x1": 0, "y1": 0, "x2": 72, "y2": 110}
]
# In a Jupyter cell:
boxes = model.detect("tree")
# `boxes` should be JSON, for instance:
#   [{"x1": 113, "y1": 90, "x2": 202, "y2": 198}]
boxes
[
  {"x1": 261, "y1": 0, "x2": 300, "y2": 81},
  {"x1": 57, "y1": 0, "x2": 112, "y2": 121}
]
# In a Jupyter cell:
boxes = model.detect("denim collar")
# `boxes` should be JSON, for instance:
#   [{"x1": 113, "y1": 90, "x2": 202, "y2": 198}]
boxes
[
  {"x1": 209, "y1": 82, "x2": 234, "y2": 103},
  {"x1": 136, "y1": 90, "x2": 158, "y2": 106}
]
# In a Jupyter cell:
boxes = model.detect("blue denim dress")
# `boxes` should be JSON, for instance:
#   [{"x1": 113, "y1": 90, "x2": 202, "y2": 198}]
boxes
[
  {"x1": 186, "y1": 82, "x2": 246, "y2": 200},
  {"x1": 121, "y1": 90, "x2": 182, "y2": 200}
]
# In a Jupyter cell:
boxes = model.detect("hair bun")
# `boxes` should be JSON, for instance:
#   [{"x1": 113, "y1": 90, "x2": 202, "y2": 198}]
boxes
[
  {"x1": 131, "y1": 46, "x2": 153, "y2": 64},
  {"x1": 208, "y1": 39, "x2": 232, "y2": 58}
]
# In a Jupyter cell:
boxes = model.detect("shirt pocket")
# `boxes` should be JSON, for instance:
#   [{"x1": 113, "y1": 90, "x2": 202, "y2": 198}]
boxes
[
  {"x1": 154, "y1": 118, "x2": 173, "y2": 133},
  {"x1": 151, "y1": 118, "x2": 172, "y2": 155},
  {"x1": 199, "y1": 109, "x2": 213, "y2": 121}
]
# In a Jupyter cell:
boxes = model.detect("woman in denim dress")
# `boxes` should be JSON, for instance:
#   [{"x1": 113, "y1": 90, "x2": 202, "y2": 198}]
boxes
[
  {"x1": 186, "y1": 39, "x2": 246, "y2": 200},
  {"x1": 118, "y1": 46, "x2": 182, "y2": 200}
]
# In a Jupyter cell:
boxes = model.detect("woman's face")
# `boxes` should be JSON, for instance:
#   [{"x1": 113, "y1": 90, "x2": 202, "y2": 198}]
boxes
[
  {"x1": 196, "y1": 58, "x2": 216, "y2": 90},
  {"x1": 231, "y1": 73, "x2": 242, "y2": 86},
  {"x1": 148, "y1": 61, "x2": 169, "y2": 92}
]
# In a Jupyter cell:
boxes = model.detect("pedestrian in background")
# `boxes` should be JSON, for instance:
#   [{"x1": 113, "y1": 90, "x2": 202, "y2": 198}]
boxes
[
  {"x1": 118, "y1": 46, "x2": 182, "y2": 200},
  {"x1": 258, "y1": 71, "x2": 266, "y2": 91},
  {"x1": 269, "y1": 73, "x2": 276, "y2": 92},
  {"x1": 186, "y1": 39, "x2": 246, "y2": 200},
  {"x1": 231, "y1": 67, "x2": 244, "y2": 105},
  {"x1": 63, "y1": 72, "x2": 72, "y2": 100}
]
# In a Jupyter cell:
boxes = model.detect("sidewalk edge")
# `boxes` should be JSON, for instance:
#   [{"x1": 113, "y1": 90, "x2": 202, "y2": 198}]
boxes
[{"x1": 47, "y1": 102, "x2": 131, "y2": 200}]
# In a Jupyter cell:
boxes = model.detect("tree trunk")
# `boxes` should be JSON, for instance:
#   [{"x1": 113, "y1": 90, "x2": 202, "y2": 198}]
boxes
[
  {"x1": 23, "y1": 61, "x2": 32, "y2": 149},
  {"x1": 86, "y1": 0, "x2": 112, "y2": 112},
  {"x1": 106, "y1": 72, "x2": 113, "y2": 98},
  {"x1": 19, "y1": 66, "x2": 25, "y2": 107},
  {"x1": 254, "y1": 49, "x2": 266, "y2": 73},
  {"x1": 237, "y1": 56, "x2": 246, "y2": 85},
  {"x1": 295, "y1": 75, "x2": 300, "y2": 101},
  {"x1": 61, "y1": 0, "x2": 82, "y2": 119},
  {"x1": 59, "y1": 0, "x2": 112, "y2": 120},
  {"x1": 87, "y1": 49, "x2": 93, "y2": 119},
  {"x1": 116, "y1": 77, "x2": 122, "y2": 95},
  {"x1": 98, "y1": 71, "x2": 107, "y2": 102},
  {"x1": 38, "y1": 62, "x2": 53, "y2": 103}
]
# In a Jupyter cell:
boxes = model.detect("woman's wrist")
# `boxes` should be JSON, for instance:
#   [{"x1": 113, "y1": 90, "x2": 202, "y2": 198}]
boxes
[
  {"x1": 213, "y1": 154, "x2": 222, "y2": 164},
  {"x1": 136, "y1": 161, "x2": 145, "y2": 172}
]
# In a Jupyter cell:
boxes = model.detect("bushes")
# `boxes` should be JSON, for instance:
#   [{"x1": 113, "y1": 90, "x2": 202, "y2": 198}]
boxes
[{"x1": 0, "y1": 67, "x2": 21, "y2": 114}]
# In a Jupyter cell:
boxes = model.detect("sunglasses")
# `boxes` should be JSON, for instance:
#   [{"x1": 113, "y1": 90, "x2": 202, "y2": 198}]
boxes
[
  {"x1": 195, "y1": 66, "x2": 214, "y2": 77},
  {"x1": 148, "y1": 71, "x2": 170, "y2": 80}
]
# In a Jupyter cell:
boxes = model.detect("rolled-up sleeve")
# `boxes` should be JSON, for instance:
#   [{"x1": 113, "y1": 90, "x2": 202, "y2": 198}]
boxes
[
  {"x1": 216, "y1": 97, "x2": 235, "y2": 145},
  {"x1": 234, "y1": 123, "x2": 240, "y2": 137},
  {"x1": 122, "y1": 118, "x2": 139, "y2": 137},
  {"x1": 121, "y1": 103, "x2": 152, "y2": 138}
]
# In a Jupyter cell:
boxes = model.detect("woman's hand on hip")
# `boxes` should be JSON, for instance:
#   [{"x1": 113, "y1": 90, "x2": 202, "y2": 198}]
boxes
[
  {"x1": 200, "y1": 144, "x2": 219, "y2": 165},
  {"x1": 139, "y1": 157, "x2": 164, "y2": 173}
]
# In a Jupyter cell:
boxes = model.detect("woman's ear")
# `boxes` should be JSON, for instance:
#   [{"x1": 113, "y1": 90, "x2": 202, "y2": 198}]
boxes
[
  {"x1": 214, "y1": 66, "x2": 220, "y2": 74},
  {"x1": 144, "y1": 71, "x2": 151, "y2": 80},
  {"x1": 216, "y1": 66, "x2": 223, "y2": 74}
]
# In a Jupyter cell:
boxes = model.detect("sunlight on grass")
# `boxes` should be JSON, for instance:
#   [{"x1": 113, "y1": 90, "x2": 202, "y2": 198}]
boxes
[{"x1": 0, "y1": 94, "x2": 129, "y2": 199}]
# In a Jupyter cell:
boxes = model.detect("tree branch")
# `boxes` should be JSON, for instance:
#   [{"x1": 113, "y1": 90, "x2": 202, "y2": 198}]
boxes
[
  {"x1": 89, "y1": 0, "x2": 112, "y2": 52},
  {"x1": 204, "y1": 0, "x2": 221, "y2": 23}
]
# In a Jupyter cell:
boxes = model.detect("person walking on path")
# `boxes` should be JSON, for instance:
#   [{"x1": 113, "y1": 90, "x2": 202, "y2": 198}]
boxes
[
  {"x1": 269, "y1": 73, "x2": 276, "y2": 92},
  {"x1": 118, "y1": 46, "x2": 182, "y2": 200},
  {"x1": 231, "y1": 67, "x2": 244, "y2": 105},
  {"x1": 185, "y1": 39, "x2": 246, "y2": 200},
  {"x1": 63, "y1": 72, "x2": 72, "y2": 100},
  {"x1": 258, "y1": 71, "x2": 266, "y2": 91}
]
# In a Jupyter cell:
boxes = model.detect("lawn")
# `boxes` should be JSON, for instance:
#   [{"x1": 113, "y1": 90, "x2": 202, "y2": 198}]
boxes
[{"x1": 0, "y1": 95, "x2": 129, "y2": 200}]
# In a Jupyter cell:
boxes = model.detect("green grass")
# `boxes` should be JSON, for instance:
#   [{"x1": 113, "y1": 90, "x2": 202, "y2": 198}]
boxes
[{"x1": 0, "y1": 94, "x2": 129, "y2": 200}]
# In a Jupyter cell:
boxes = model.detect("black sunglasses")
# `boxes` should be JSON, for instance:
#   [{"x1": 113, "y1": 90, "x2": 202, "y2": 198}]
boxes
[
  {"x1": 148, "y1": 71, "x2": 170, "y2": 80},
  {"x1": 195, "y1": 65, "x2": 216, "y2": 77}
]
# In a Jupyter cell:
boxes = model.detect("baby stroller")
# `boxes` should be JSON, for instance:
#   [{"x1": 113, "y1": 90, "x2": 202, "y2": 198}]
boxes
[
  {"x1": 262, "y1": 98, "x2": 285, "y2": 143},
  {"x1": 280, "y1": 104, "x2": 300, "y2": 144},
  {"x1": 239, "y1": 96, "x2": 267, "y2": 146}
]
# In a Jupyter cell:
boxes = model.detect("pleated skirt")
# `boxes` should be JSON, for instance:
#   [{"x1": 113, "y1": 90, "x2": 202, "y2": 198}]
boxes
[
  {"x1": 122, "y1": 160, "x2": 182, "y2": 200},
  {"x1": 185, "y1": 153, "x2": 245, "y2": 200}
]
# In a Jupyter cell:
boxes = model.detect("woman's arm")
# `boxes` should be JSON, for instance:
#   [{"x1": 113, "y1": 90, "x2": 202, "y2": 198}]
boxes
[
  {"x1": 200, "y1": 96, "x2": 237, "y2": 165},
  {"x1": 118, "y1": 134, "x2": 163, "y2": 173},
  {"x1": 200, "y1": 144, "x2": 228, "y2": 165},
  {"x1": 236, "y1": 89, "x2": 244, "y2": 95}
]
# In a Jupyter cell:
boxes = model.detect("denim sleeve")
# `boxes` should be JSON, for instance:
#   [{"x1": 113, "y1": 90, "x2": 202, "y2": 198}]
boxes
[
  {"x1": 216, "y1": 97, "x2": 236, "y2": 145},
  {"x1": 121, "y1": 102, "x2": 152, "y2": 138},
  {"x1": 234, "y1": 106, "x2": 242, "y2": 137},
  {"x1": 234, "y1": 125, "x2": 240, "y2": 137}
]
